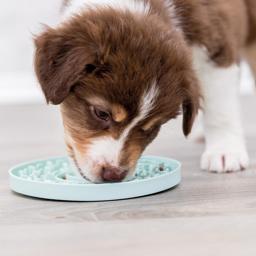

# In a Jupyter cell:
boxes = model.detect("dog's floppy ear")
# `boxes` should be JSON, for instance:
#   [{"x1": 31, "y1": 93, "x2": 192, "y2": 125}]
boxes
[
  {"x1": 182, "y1": 75, "x2": 200, "y2": 137},
  {"x1": 34, "y1": 28, "x2": 94, "y2": 105}
]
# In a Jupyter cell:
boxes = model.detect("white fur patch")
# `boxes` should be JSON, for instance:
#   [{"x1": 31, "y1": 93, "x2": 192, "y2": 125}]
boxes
[
  {"x1": 62, "y1": 0, "x2": 151, "y2": 20},
  {"x1": 81, "y1": 82, "x2": 159, "y2": 178},
  {"x1": 193, "y1": 46, "x2": 249, "y2": 172},
  {"x1": 119, "y1": 81, "x2": 159, "y2": 143}
]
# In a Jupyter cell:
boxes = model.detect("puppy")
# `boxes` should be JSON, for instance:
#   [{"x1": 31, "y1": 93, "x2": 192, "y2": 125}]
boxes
[{"x1": 34, "y1": 0, "x2": 255, "y2": 183}]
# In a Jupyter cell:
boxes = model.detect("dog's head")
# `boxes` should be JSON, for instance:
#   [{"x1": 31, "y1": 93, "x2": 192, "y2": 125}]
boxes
[{"x1": 35, "y1": 9, "x2": 200, "y2": 183}]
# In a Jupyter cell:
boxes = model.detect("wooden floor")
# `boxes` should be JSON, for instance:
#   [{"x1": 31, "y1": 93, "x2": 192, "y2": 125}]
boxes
[{"x1": 1, "y1": 96, "x2": 256, "y2": 256}]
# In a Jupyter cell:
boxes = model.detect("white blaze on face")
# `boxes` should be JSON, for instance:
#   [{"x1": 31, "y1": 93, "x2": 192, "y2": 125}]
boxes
[
  {"x1": 83, "y1": 82, "x2": 159, "y2": 174},
  {"x1": 62, "y1": 0, "x2": 151, "y2": 21}
]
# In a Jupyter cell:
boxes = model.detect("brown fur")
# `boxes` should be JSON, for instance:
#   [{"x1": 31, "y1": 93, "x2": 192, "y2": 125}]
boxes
[
  {"x1": 34, "y1": 6, "x2": 199, "y2": 178},
  {"x1": 166, "y1": 0, "x2": 256, "y2": 67},
  {"x1": 142, "y1": 116, "x2": 161, "y2": 131},
  {"x1": 245, "y1": 0, "x2": 256, "y2": 44},
  {"x1": 120, "y1": 144, "x2": 143, "y2": 170},
  {"x1": 169, "y1": 0, "x2": 248, "y2": 66}
]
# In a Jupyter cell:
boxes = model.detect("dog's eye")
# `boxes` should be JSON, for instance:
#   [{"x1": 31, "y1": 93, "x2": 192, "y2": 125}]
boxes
[{"x1": 91, "y1": 106, "x2": 111, "y2": 122}]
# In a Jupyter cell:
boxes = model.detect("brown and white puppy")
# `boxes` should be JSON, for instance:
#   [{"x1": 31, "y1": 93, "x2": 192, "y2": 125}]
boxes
[{"x1": 34, "y1": 0, "x2": 255, "y2": 182}]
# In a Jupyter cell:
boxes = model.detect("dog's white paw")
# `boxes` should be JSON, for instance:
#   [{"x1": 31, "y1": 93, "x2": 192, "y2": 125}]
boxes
[{"x1": 201, "y1": 148, "x2": 249, "y2": 173}]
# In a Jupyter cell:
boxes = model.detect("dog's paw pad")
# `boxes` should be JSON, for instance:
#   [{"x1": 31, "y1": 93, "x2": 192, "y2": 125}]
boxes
[{"x1": 200, "y1": 150, "x2": 249, "y2": 173}]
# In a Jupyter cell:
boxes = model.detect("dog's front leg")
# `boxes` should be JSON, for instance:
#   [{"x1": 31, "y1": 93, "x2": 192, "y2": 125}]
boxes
[{"x1": 193, "y1": 47, "x2": 249, "y2": 172}]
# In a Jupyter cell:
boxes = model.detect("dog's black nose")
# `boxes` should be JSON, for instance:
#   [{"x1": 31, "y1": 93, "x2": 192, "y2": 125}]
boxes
[{"x1": 101, "y1": 166, "x2": 127, "y2": 182}]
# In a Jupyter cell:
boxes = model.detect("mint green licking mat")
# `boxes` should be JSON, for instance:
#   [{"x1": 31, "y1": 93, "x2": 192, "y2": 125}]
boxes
[{"x1": 9, "y1": 155, "x2": 181, "y2": 201}]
